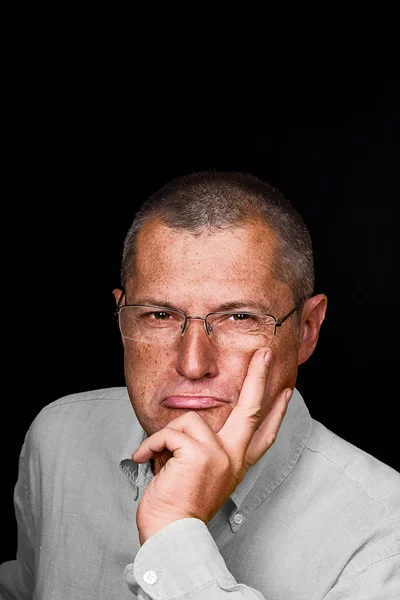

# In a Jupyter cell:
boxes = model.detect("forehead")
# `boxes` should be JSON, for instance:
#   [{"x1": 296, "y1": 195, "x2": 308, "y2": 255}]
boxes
[{"x1": 129, "y1": 220, "x2": 288, "y2": 309}]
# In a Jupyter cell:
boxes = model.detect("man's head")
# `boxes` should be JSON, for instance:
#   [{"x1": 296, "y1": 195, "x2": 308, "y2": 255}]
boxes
[{"x1": 113, "y1": 171, "x2": 327, "y2": 436}]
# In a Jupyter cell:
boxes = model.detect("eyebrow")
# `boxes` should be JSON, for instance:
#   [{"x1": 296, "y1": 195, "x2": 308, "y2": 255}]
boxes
[{"x1": 130, "y1": 296, "x2": 274, "y2": 314}]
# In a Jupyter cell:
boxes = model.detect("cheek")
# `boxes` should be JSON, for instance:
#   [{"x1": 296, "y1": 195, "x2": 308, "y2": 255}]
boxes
[
  {"x1": 266, "y1": 333, "x2": 299, "y2": 395},
  {"x1": 124, "y1": 343, "x2": 172, "y2": 396},
  {"x1": 224, "y1": 349, "x2": 255, "y2": 385}
]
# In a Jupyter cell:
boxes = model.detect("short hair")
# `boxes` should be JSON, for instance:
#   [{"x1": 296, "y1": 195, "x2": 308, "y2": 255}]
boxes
[{"x1": 121, "y1": 171, "x2": 314, "y2": 304}]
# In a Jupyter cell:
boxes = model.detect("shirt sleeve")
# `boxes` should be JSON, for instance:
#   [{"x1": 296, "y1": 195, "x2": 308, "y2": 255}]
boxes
[
  {"x1": 125, "y1": 518, "x2": 400, "y2": 600},
  {"x1": 124, "y1": 518, "x2": 265, "y2": 599},
  {"x1": 0, "y1": 440, "x2": 35, "y2": 600}
]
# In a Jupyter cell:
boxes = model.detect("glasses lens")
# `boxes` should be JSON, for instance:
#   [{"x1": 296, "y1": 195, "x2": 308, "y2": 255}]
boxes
[
  {"x1": 207, "y1": 312, "x2": 276, "y2": 349},
  {"x1": 119, "y1": 306, "x2": 184, "y2": 344}
]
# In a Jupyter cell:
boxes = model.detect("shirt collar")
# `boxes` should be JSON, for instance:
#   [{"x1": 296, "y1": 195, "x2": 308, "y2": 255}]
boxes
[
  {"x1": 120, "y1": 428, "x2": 151, "y2": 493},
  {"x1": 119, "y1": 388, "x2": 312, "y2": 508}
]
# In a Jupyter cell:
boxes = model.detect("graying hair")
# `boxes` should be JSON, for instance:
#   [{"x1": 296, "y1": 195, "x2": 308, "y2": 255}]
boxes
[{"x1": 121, "y1": 171, "x2": 314, "y2": 304}]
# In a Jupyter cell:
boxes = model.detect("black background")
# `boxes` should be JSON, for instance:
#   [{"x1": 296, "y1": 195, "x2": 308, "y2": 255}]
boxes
[{"x1": 2, "y1": 67, "x2": 399, "y2": 562}]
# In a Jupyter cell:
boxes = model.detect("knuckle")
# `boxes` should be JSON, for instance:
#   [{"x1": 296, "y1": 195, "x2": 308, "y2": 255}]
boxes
[
  {"x1": 197, "y1": 446, "x2": 213, "y2": 465},
  {"x1": 254, "y1": 373, "x2": 268, "y2": 383}
]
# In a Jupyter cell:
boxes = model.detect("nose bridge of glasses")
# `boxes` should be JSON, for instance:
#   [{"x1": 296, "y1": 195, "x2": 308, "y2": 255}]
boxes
[{"x1": 181, "y1": 315, "x2": 211, "y2": 337}]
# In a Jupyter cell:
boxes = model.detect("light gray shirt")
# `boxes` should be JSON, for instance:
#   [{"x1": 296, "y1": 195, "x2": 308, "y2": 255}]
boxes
[{"x1": 0, "y1": 387, "x2": 399, "y2": 599}]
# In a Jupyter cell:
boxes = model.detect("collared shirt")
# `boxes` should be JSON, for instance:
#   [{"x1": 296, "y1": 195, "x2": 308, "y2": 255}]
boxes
[{"x1": 0, "y1": 387, "x2": 399, "y2": 599}]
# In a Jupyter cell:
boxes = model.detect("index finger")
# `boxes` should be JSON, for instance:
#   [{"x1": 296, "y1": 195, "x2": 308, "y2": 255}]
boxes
[{"x1": 218, "y1": 347, "x2": 271, "y2": 458}]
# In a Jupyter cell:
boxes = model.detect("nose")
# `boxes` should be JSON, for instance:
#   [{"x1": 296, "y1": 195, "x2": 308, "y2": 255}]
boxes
[{"x1": 175, "y1": 317, "x2": 218, "y2": 380}]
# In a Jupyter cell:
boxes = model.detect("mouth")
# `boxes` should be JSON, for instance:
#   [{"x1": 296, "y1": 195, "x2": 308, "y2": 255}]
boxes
[{"x1": 161, "y1": 396, "x2": 228, "y2": 409}]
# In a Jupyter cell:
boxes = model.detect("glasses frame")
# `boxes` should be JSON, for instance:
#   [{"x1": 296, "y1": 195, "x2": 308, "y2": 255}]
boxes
[{"x1": 115, "y1": 292, "x2": 306, "y2": 343}]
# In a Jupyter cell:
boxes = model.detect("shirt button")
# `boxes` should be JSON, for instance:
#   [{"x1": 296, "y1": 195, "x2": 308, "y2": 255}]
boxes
[
  {"x1": 124, "y1": 564, "x2": 136, "y2": 586},
  {"x1": 143, "y1": 570, "x2": 158, "y2": 585},
  {"x1": 233, "y1": 512, "x2": 244, "y2": 525}
]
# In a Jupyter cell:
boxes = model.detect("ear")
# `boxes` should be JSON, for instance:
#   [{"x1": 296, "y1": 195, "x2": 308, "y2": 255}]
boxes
[
  {"x1": 298, "y1": 294, "x2": 328, "y2": 365},
  {"x1": 112, "y1": 289, "x2": 126, "y2": 347},
  {"x1": 112, "y1": 288, "x2": 124, "y2": 306}
]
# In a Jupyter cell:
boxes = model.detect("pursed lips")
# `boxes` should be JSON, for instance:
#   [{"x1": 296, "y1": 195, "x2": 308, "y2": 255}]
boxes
[{"x1": 161, "y1": 396, "x2": 231, "y2": 409}]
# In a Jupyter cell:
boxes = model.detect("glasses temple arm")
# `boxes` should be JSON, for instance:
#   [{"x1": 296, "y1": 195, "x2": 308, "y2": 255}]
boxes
[{"x1": 276, "y1": 298, "x2": 306, "y2": 327}]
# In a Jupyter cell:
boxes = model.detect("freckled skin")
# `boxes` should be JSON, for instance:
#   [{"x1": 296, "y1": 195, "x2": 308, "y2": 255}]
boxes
[{"x1": 113, "y1": 219, "x2": 326, "y2": 439}]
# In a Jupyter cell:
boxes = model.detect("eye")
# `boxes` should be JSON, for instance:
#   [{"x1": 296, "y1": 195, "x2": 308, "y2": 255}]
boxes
[
  {"x1": 231, "y1": 313, "x2": 252, "y2": 321},
  {"x1": 139, "y1": 310, "x2": 179, "y2": 328},
  {"x1": 139, "y1": 310, "x2": 176, "y2": 323},
  {"x1": 226, "y1": 313, "x2": 260, "y2": 329},
  {"x1": 150, "y1": 311, "x2": 171, "y2": 320}
]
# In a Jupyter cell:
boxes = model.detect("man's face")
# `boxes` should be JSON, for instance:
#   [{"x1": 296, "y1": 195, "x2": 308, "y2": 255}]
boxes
[{"x1": 116, "y1": 219, "x2": 302, "y2": 437}]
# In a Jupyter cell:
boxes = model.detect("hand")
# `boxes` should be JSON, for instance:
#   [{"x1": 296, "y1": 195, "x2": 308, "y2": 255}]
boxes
[{"x1": 131, "y1": 348, "x2": 292, "y2": 544}]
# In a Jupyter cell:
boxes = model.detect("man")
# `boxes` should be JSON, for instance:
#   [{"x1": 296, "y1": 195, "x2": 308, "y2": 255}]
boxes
[{"x1": 1, "y1": 171, "x2": 399, "y2": 599}]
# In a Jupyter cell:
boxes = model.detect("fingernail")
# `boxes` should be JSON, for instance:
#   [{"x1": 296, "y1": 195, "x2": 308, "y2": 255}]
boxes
[
  {"x1": 285, "y1": 389, "x2": 293, "y2": 403},
  {"x1": 264, "y1": 350, "x2": 273, "y2": 365}
]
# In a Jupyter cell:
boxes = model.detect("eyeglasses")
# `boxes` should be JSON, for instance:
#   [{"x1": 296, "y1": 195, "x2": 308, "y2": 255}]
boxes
[{"x1": 115, "y1": 295, "x2": 305, "y2": 350}]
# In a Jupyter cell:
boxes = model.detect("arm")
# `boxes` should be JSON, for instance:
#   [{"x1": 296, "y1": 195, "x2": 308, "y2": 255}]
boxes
[
  {"x1": 0, "y1": 443, "x2": 35, "y2": 600},
  {"x1": 125, "y1": 519, "x2": 265, "y2": 599}
]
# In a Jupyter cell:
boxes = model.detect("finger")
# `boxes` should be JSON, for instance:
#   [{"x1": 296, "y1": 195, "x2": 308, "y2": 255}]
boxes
[
  {"x1": 244, "y1": 387, "x2": 292, "y2": 468},
  {"x1": 154, "y1": 411, "x2": 221, "y2": 447},
  {"x1": 132, "y1": 427, "x2": 198, "y2": 463},
  {"x1": 218, "y1": 347, "x2": 272, "y2": 458}
]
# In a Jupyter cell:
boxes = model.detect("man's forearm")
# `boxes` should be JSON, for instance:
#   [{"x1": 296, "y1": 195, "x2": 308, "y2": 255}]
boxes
[{"x1": 125, "y1": 518, "x2": 265, "y2": 599}]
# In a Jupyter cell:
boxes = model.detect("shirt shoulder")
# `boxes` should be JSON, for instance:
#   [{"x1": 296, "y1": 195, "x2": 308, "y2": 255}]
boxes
[
  {"x1": 24, "y1": 387, "x2": 136, "y2": 461},
  {"x1": 39, "y1": 386, "x2": 131, "y2": 410},
  {"x1": 305, "y1": 419, "x2": 400, "y2": 520}
]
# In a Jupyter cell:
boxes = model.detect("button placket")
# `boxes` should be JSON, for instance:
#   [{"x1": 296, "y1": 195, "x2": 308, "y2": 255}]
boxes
[{"x1": 230, "y1": 511, "x2": 245, "y2": 531}]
